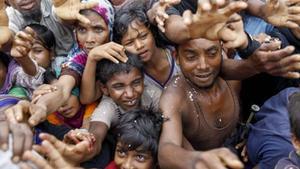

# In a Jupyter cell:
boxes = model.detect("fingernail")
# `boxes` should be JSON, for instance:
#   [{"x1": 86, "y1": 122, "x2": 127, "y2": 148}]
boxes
[
  {"x1": 1, "y1": 144, "x2": 8, "y2": 151},
  {"x1": 12, "y1": 156, "x2": 20, "y2": 163},
  {"x1": 29, "y1": 119, "x2": 36, "y2": 126}
]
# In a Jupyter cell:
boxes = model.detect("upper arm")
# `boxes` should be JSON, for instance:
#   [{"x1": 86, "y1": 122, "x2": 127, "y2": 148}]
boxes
[{"x1": 159, "y1": 86, "x2": 184, "y2": 147}]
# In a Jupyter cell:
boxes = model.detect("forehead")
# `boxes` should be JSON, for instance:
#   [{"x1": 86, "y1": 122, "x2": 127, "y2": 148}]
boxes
[
  {"x1": 122, "y1": 20, "x2": 149, "y2": 39},
  {"x1": 78, "y1": 10, "x2": 107, "y2": 27},
  {"x1": 179, "y1": 38, "x2": 220, "y2": 51},
  {"x1": 108, "y1": 68, "x2": 142, "y2": 84}
]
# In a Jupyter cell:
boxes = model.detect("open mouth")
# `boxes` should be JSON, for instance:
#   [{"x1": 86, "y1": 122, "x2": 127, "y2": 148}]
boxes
[
  {"x1": 138, "y1": 50, "x2": 149, "y2": 59},
  {"x1": 20, "y1": 1, "x2": 36, "y2": 10},
  {"x1": 124, "y1": 99, "x2": 137, "y2": 107}
]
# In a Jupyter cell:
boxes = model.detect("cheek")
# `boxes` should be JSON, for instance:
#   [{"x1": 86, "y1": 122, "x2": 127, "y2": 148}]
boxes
[
  {"x1": 76, "y1": 33, "x2": 87, "y2": 47},
  {"x1": 124, "y1": 46, "x2": 139, "y2": 55},
  {"x1": 95, "y1": 32, "x2": 109, "y2": 45}
]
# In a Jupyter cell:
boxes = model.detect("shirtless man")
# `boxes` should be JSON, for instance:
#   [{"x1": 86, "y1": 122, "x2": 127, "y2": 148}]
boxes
[{"x1": 158, "y1": 38, "x2": 243, "y2": 169}]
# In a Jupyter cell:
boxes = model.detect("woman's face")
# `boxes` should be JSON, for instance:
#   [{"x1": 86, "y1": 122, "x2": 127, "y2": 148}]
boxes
[
  {"x1": 76, "y1": 10, "x2": 110, "y2": 54},
  {"x1": 29, "y1": 39, "x2": 52, "y2": 69},
  {"x1": 121, "y1": 20, "x2": 156, "y2": 63}
]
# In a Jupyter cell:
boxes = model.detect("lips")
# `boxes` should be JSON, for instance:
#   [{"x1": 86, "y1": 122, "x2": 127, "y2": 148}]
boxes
[
  {"x1": 138, "y1": 50, "x2": 149, "y2": 59},
  {"x1": 195, "y1": 72, "x2": 212, "y2": 81},
  {"x1": 20, "y1": 0, "x2": 36, "y2": 10}
]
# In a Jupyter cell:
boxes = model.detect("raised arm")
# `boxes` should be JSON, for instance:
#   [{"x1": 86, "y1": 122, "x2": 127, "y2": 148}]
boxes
[
  {"x1": 80, "y1": 42, "x2": 127, "y2": 104},
  {"x1": 0, "y1": 0, "x2": 12, "y2": 49},
  {"x1": 10, "y1": 27, "x2": 37, "y2": 76}
]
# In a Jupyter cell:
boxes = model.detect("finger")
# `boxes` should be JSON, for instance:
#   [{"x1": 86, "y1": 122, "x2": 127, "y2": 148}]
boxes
[
  {"x1": 39, "y1": 133, "x2": 67, "y2": 154},
  {"x1": 15, "y1": 31, "x2": 34, "y2": 45},
  {"x1": 80, "y1": 1, "x2": 99, "y2": 10},
  {"x1": 272, "y1": 54, "x2": 300, "y2": 74},
  {"x1": 282, "y1": 71, "x2": 300, "y2": 79},
  {"x1": 11, "y1": 123, "x2": 25, "y2": 162},
  {"x1": 195, "y1": 161, "x2": 209, "y2": 169},
  {"x1": 76, "y1": 13, "x2": 91, "y2": 25},
  {"x1": 268, "y1": 0, "x2": 279, "y2": 6},
  {"x1": 288, "y1": 6, "x2": 300, "y2": 14},
  {"x1": 31, "y1": 94, "x2": 42, "y2": 104},
  {"x1": 23, "y1": 150, "x2": 52, "y2": 169},
  {"x1": 41, "y1": 140, "x2": 69, "y2": 167},
  {"x1": 28, "y1": 104, "x2": 47, "y2": 126},
  {"x1": 22, "y1": 124, "x2": 33, "y2": 152},
  {"x1": 222, "y1": 1, "x2": 248, "y2": 17},
  {"x1": 262, "y1": 46, "x2": 295, "y2": 62},
  {"x1": 158, "y1": 23, "x2": 166, "y2": 33},
  {"x1": 107, "y1": 49, "x2": 126, "y2": 63},
  {"x1": 4, "y1": 107, "x2": 18, "y2": 124},
  {"x1": 198, "y1": 0, "x2": 212, "y2": 11},
  {"x1": 0, "y1": 120, "x2": 9, "y2": 151},
  {"x1": 23, "y1": 27, "x2": 36, "y2": 39},
  {"x1": 15, "y1": 100, "x2": 30, "y2": 122},
  {"x1": 287, "y1": 0, "x2": 300, "y2": 5},
  {"x1": 218, "y1": 148, "x2": 244, "y2": 169},
  {"x1": 284, "y1": 21, "x2": 299, "y2": 29},
  {"x1": 183, "y1": 10, "x2": 193, "y2": 25}
]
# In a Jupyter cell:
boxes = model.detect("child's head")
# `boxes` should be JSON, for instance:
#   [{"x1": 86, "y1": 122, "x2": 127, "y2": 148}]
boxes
[
  {"x1": 75, "y1": 0, "x2": 114, "y2": 54},
  {"x1": 0, "y1": 52, "x2": 10, "y2": 89},
  {"x1": 288, "y1": 92, "x2": 300, "y2": 152},
  {"x1": 113, "y1": 108, "x2": 164, "y2": 169},
  {"x1": 97, "y1": 52, "x2": 144, "y2": 111},
  {"x1": 44, "y1": 70, "x2": 81, "y2": 119},
  {"x1": 114, "y1": 2, "x2": 162, "y2": 63},
  {"x1": 26, "y1": 23, "x2": 55, "y2": 69}
]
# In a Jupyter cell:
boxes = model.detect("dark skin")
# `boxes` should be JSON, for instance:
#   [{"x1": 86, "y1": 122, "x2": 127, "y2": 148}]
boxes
[{"x1": 158, "y1": 38, "x2": 243, "y2": 169}]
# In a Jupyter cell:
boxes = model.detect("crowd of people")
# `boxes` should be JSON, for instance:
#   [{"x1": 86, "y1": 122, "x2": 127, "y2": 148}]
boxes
[{"x1": 0, "y1": 0, "x2": 300, "y2": 168}]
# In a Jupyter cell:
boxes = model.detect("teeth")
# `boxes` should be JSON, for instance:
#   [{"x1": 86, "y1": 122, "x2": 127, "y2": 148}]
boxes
[{"x1": 128, "y1": 100, "x2": 136, "y2": 105}]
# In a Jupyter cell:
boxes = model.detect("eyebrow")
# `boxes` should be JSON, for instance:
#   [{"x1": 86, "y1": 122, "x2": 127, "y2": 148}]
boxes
[{"x1": 206, "y1": 45, "x2": 219, "y2": 51}]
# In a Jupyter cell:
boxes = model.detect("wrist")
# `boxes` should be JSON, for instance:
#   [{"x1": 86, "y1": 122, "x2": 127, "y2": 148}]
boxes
[
  {"x1": 237, "y1": 33, "x2": 261, "y2": 59},
  {"x1": 52, "y1": 0, "x2": 67, "y2": 7}
]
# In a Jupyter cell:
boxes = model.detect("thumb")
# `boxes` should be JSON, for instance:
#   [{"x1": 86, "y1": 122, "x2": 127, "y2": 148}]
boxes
[{"x1": 28, "y1": 104, "x2": 47, "y2": 127}]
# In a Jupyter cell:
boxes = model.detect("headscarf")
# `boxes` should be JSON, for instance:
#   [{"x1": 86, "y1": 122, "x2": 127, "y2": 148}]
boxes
[{"x1": 61, "y1": 0, "x2": 115, "y2": 78}]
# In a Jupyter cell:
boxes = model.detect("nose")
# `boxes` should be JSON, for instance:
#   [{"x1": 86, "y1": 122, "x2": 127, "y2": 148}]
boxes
[
  {"x1": 86, "y1": 31, "x2": 95, "y2": 43},
  {"x1": 122, "y1": 157, "x2": 134, "y2": 169},
  {"x1": 134, "y1": 40, "x2": 143, "y2": 51},
  {"x1": 124, "y1": 86, "x2": 134, "y2": 99},
  {"x1": 196, "y1": 56, "x2": 208, "y2": 70}
]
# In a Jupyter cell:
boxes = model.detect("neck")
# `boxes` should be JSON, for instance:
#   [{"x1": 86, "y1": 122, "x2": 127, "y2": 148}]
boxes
[
  {"x1": 144, "y1": 47, "x2": 165, "y2": 70},
  {"x1": 186, "y1": 77, "x2": 222, "y2": 97}
]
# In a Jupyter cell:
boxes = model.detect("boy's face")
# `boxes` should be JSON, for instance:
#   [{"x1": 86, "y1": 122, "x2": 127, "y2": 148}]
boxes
[
  {"x1": 114, "y1": 141, "x2": 154, "y2": 169},
  {"x1": 103, "y1": 68, "x2": 144, "y2": 111},
  {"x1": 121, "y1": 19, "x2": 156, "y2": 63},
  {"x1": 57, "y1": 95, "x2": 81, "y2": 118},
  {"x1": 29, "y1": 39, "x2": 51, "y2": 69}
]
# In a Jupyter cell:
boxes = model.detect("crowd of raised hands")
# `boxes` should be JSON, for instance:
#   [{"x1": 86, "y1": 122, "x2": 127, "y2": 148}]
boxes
[{"x1": 1, "y1": 0, "x2": 300, "y2": 168}]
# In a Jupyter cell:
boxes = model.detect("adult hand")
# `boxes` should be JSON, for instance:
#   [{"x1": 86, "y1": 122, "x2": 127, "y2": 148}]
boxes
[
  {"x1": 248, "y1": 41, "x2": 300, "y2": 79},
  {"x1": 20, "y1": 134, "x2": 84, "y2": 169},
  {"x1": 88, "y1": 42, "x2": 127, "y2": 63},
  {"x1": 193, "y1": 148, "x2": 244, "y2": 169},
  {"x1": 262, "y1": 0, "x2": 300, "y2": 28},
  {"x1": 52, "y1": 0, "x2": 98, "y2": 25},
  {"x1": 219, "y1": 13, "x2": 248, "y2": 49},
  {"x1": 38, "y1": 133, "x2": 91, "y2": 165},
  {"x1": 149, "y1": 0, "x2": 181, "y2": 32},
  {"x1": 4, "y1": 100, "x2": 47, "y2": 127},
  {"x1": 63, "y1": 129, "x2": 96, "y2": 152},
  {"x1": 10, "y1": 27, "x2": 35, "y2": 59},
  {"x1": 0, "y1": 112, "x2": 33, "y2": 163},
  {"x1": 0, "y1": 0, "x2": 11, "y2": 49},
  {"x1": 182, "y1": 0, "x2": 247, "y2": 40},
  {"x1": 31, "y1": 84, "x2": 58, "y2": 104}
]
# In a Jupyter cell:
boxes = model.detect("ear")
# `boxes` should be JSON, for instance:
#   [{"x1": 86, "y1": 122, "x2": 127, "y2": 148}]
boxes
[{"x1": 99, "y1": 82, "x2": 109, "y2": 96}]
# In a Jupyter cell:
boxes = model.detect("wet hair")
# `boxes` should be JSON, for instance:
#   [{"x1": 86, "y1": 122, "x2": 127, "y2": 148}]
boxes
[
  {"x1": 96, "y1": 51, "x2": 143, "y2": 84},
  {"x1": 113, "y1": 108, "x2": 164, "y2": 163},
  {"x1": 113, "y1": 2, "x2": 165, "y2": 48},
  {"x1": 25, "y1": 23, "x2": 55, "y2": 50},
  {"x1": 288, "y1": 92, "x2": 300, "y2": 139}
]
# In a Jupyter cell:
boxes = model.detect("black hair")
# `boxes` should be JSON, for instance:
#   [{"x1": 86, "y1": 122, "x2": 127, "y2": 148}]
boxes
[
  {"x1": 113, "y1": 108, "x2": 164, "y2": 163},
  {"x1": 43, "y1": 69, "x2": 57, "y2": 84},
  {"x1": 96, "y1": 51, "x2": 143, "y2": 84},
  {"x1": 288, "y1": 92, "x2": 300, "y2": 140},
  {"x1": 0, "y1": 52, "x2": 10, "y2": 68},
  {"x1": 113, "y1": 2, "x2": 165, "y2": 48},
  {"x1": 25, "y1": 23, "x2": 55, "y2": 50}
]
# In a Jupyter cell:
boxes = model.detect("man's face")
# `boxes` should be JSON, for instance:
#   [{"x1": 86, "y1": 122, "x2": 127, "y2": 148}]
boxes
[
  {"x1": 8, "y1": 0, "x2": 41, "y2": 16},
  {"x1": 114, "y1": 141, "x2": 154, "y2": 169},
  {"x1": 121, "y1": 19, "x2": 156, "y2": 63},
  {"x1": 178, "y1": 38, "x2": 222, "y2": 88},
  {"x1": 103, "y1": 68, "x2": 144, "y2": 111}
]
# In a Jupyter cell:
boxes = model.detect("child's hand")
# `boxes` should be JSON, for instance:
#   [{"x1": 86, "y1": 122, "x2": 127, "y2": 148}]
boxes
[
  {"x1": 10, "y1": 27, "x2": 35, "y2": 59},
  {"x1": 63, "y1": 129, "x2": 96, "y2": 152},
  {"x1": 88, "y1": 42, "x2": 128, "y2": 64}
]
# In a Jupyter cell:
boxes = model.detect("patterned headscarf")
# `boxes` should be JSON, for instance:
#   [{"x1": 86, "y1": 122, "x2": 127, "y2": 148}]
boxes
[{"x1": 82, "y1": 0, "x2": 115, "y2": 40}]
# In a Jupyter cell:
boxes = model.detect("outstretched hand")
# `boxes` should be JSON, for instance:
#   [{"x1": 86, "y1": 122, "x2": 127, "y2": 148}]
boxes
[
  {"x1": 182, "y1": 0, "x2": 247, "y2": 40},
  {"x1": 0, "y1": 0, "x2": 11, "y2": 49},
  {"x1": 262, "y1": 0, "x2": 300, "y2": 28},
  {"x1": 10, "y1": 27, "x2": 35, "y2": 59},
  {"x1": 52, "y1": 0, "x2": 98, "y2": 25}
]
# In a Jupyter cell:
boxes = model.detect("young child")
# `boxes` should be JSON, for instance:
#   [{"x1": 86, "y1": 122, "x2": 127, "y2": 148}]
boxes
[
  {"x1": 275, "y1": 92, "x2": 300, "y2": 168},
  {"x1": 105, "y1": 108, "x2": 164, "y2": 169},
  {"x1": 63, "y1": 53, "x2": 160, "y2": 167},
  {"x1": 0, "y1": 23, "x2": 55, "y2": 99}
]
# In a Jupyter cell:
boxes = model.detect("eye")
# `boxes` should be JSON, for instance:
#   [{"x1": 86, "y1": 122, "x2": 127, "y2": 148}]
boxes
[
  {"x1": 136, "y1": 154, "x2": 146, "y2": 162},
  {"x1": 139, "y1": 33, "x2": 148, "y2": 40},
  {"x1": 32, "y1": 47, "x2": 44, "y2": 54},
  {"x1": 77, "y1": 26, "x2": 86, "y2": 33},
  {"x1": 94, "y1": 27, "x2": 104, "y2": 33},
  {"x1": 207, "y1": 48, "x2": 218, "y2": 57},
  {"x1": 112, "y1": 84, "x2": 125, "y2": 90},
  {"x1": 125, "y1": 41, "x2": 134, "y2": 46},
  {"x1": 132, "y1": 79, "x2": 142, "y2": 87},
  {"x1": 117, "y1": 149, "x2": 127, "y2": 158}
]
